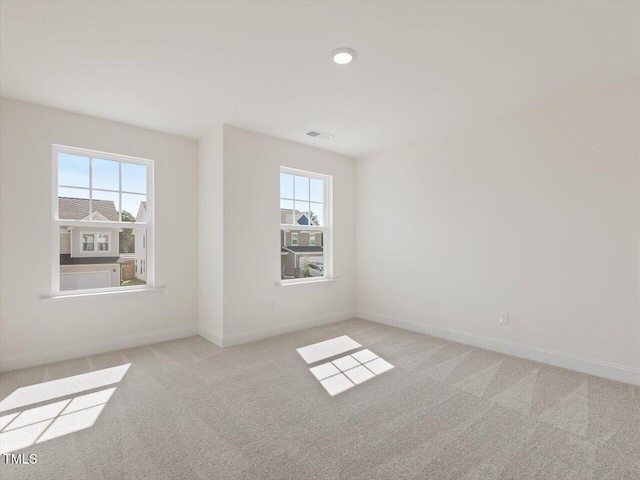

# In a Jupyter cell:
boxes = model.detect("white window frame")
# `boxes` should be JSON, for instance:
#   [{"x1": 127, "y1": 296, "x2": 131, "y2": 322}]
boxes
[
  {"x1": 52, "y1": 144, "x2": 154, "y2": 296},
  {"x1": 80, "y1": 231, "x2": 111, "y2": 253},
  {"x1": 309, "y1": 234, "x2": 316, "y2": 246},
  {"x1": 291, "y1": 232, "x2": 299, "y2": 246},
  {"x1": 280, "y1": 167, "x2": 332, "y2": 284}
]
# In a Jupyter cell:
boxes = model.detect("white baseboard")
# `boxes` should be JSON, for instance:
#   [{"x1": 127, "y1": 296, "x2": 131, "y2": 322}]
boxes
[
  {"x1": 198, "y1": 310, "x2": 356, "y2": 348},
  {"x1": 197, "y1": 326, "x2": 223, "y2": 348},
  {"x1": 357, "y1": 310, "x2": 640, "y2": 386},
  {"x1": 0, "y1": 325, "x2": 198, "y2": 373}
]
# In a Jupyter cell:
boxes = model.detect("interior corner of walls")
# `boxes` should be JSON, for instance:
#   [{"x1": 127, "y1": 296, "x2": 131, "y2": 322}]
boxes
[
  {"x1": 197, "y1": 325, "x2": 223, "y2": 348},
  {"x1": 356, "y1": 310, "x2": 425, "y2": 335},
  {"x1": 219, "y1": 310, "x2": 356, "y2": 348}
]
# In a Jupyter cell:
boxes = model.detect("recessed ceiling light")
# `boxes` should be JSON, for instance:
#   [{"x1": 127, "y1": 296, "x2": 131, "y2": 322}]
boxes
[{"x1": 331, "y1": 47, "x2": 357, "y2": 65}]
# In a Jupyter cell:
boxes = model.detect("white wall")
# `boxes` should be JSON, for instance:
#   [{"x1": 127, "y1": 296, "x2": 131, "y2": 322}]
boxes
[
  {"x1": 0, "y1": 98, "x2": 199, "y2": 370},
  {"x1": 356, "y1": 79, "x2": 640, "y2": 374},
  {"x1": 198, "y1": 125, "x2": 224, "y2": 342},
  {"x1": 199, "y1": 125, "x2": 356, "y2": 344}
]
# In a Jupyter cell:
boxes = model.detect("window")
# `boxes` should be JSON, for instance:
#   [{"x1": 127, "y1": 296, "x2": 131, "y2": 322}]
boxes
[
  {"x1": 280, "y1": 167, "x2": 331, "y2": 282},
  {"x1": 82, "y1": 234, "x2": 94, "y2": 251},
  {"x1": 53, "y1": 145, "x2": 153, "y2": 294},
  {"x1": 97, "y1": 233, "x2": 110, "y2": 251},
  {"x1": 81, "y1": 232, "x2": 110, "y2": 252}
]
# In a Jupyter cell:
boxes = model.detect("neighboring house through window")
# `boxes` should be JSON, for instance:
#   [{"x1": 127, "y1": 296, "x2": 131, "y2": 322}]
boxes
[
  {"x1": 280, "y1": 167, "x2": 331, "y2": 282},
  {"x1": 54, "y1": 145, "x2": 153, "y2": 294}
]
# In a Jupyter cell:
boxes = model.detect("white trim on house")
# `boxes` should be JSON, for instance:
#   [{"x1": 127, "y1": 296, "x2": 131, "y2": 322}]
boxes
[{"x1": 280, "y1": 225, "x2": 325, "y2": 232}]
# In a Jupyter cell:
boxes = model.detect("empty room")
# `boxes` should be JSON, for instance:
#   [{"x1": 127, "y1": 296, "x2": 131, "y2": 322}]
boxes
[{"x1": 0, "y1": 1, "x2": 638, "y2": 479}]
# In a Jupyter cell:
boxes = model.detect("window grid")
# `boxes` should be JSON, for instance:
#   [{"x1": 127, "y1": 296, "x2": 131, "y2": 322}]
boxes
[
  {"x1": 53, "y1": 145, "x2": 154, "y2": 295},
  {"x1": 280, "y1": 167, "x2": 331, "y2": 283},
  {"x1": 57, "y1": 156, "x2": 147, "y2": 222}
]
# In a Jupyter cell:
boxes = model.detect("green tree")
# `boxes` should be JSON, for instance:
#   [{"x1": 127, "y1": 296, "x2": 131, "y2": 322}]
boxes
[
  {"x1": 309, "y1": 210, "x2": 319, "y2": 225},
  {"x1": 120, "y1": 210, "x2": 136, "y2": 222},
  {"x1": 119, "y1": 210, "x2": 135, "y2": 254}
]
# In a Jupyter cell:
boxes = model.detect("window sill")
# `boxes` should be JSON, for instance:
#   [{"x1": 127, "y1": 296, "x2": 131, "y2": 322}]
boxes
[
  {"x1": 41, "y1": 287, "x2": 164, "y2": 301},
  {"x1": 276, "y1": 278, "x2": 339, "y2": 287}
]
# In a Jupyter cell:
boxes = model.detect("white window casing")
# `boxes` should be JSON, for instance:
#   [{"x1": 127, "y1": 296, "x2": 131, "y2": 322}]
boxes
[
  {"x1": 280, "y1": 167, "x2": 332, "y2": 284},
  {"x1": 52, "y1": 144, "x2": 154, "y2": 296}
]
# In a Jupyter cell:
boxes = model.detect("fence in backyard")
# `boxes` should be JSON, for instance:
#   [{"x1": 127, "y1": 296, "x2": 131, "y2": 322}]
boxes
[{"x1": 121, "y1": 258, "x2": 135, "y2": 280}]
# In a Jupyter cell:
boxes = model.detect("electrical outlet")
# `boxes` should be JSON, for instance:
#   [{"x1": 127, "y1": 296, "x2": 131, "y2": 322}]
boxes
[{"x1": 499, "y1": 312, "x2": 509, "y2": 325}]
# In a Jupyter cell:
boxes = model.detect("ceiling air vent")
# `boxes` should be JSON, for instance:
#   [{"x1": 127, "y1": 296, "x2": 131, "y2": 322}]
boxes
[{"x1": 306, "y1": 130, "x2": 334, "y2": 140}]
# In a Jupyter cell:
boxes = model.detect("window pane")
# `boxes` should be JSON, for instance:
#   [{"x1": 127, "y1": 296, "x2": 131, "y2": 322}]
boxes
[
  {"x1": 294, "y1": 175, "x2": 309, "y2": 201},
  {"x1": 310, "y1": 202, "x2": 324, "y2": 226},
  {"x1": 280, "y1": 173, "x2": 293, "y2": 199},
  {"x1": 92, "y1": 158, "x2": 119, "y2": 191},
  {"x1": 280, "y1": 199, "x2": 294, "y2": 224},
  {"x1": 58, "y1": 188, "x2": 90, "y2": 220},
  {"x1": 96, "y1": 233, "x2": 110, "y2": 252},
  {"x1": 280, "y1": 229, "x2": 323, "y2": 279},
  {"x1": 119, "y1": 228, "x2": 134, "y2": 254},
  {"x1": 59, "y1": 225, "x2": 147, "y2": 292},
  {"x1": 120, "y1": 227, "x2": 147, "y2": 287},
  {"x1": 121, "y1": 194, "x2": 146, "y2": 222},
  {"x1": 82, "y1": 234, "x2": 95, "y2": 252},
  {"x1": 310, "y1": 178, "x2": 323, "y2": 203},
  {"x1": 294, "y1": 202, "x2": 310, "y2": 225},
  {"x1": 58, "y1": 153, "x2": 89, "y2": 188},
  {"x1": 121, "y1": 162, "x2": 147, "y2": 194},
  {"x1": 91, "y1": 190, "x2": 120, "y2": 221},
  {"x1": 281, "y1": 229, "x2": 294, "y2": 279},
  {"x1": 299, "y1": 255, "x2": 324, "y2": 279}
]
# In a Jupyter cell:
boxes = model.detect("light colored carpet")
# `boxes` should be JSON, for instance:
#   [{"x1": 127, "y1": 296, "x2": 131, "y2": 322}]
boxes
[{"x1": 0, "y1": 318, "x2": 638, "y2": 480}]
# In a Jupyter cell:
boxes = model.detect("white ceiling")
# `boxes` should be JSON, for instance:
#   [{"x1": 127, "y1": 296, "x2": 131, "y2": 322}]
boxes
[{"x1": 1, "y1": 1, "x2": 637, "y2": 157}]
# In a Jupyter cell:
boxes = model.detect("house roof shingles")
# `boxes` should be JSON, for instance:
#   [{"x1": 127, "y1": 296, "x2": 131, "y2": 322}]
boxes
[{"x1": 59, "y1": 197, "x2": 119, "y2": 221}]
